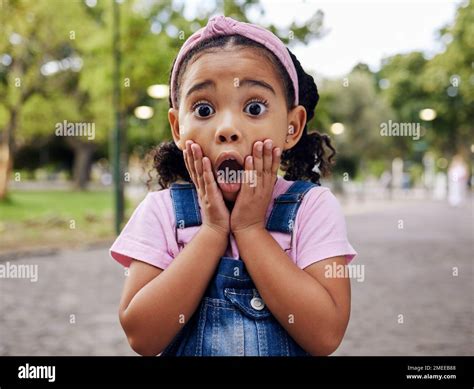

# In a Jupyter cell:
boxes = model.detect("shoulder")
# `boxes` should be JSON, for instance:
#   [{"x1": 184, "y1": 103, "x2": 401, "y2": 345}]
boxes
[
  {"x1": 125, "y1": 188, "x2": 175, "y2": 229},
  {"x1": 139, "y1": 188, "x2": 172, "y2": 212},
  {"x1": 276, "y1": 177, "x2": 336, "y2": 210},
  {"x1": 293, "y1": 183, "x2": 357, "y2": 266},
  {"x1": 302, "y1": 184, "x2": 339, "y2": 209},
  {"x1": 296, "y1": 183, "x2": 346, "y2": 225},
  {"x1": 109, "y1": 187, "x2": 176, "y2": 269}
]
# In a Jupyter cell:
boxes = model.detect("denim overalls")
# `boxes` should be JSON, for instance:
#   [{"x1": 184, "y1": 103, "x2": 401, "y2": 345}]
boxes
[{"x1": 161, "y1": 180, "x2": 319, "y2": 356}]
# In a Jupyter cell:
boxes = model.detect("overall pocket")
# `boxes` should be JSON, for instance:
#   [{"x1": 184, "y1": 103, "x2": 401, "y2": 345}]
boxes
[
  {"x1": 223, "y1": 288, "x2": 311, "y2": 356},
  {"x1": 223, "y1": 288, "x2": 272, "y2": 320},
  {"x1": 197, "y1": 289, "x2": 273, "y2": 356}
]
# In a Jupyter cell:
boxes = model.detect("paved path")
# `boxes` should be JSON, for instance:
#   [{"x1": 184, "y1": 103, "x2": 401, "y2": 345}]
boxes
[
  {"x1": 0, "y1": 198, "x2": 472, "y2": 355},
  {"x1": 335, "y1": 197, "x2": 473, "y2": 355}
]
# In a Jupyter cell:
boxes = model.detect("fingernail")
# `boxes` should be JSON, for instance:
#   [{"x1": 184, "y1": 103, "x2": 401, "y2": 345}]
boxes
[
  {"x1": 256, "y1": 143, "x2": 263, "y2": 152},
  {"x1": 265, "y1": 141, "x2": 272, "y2": 150},
  {"x1": 275, "y1": 148, "x2": 281, "y2": 157}
]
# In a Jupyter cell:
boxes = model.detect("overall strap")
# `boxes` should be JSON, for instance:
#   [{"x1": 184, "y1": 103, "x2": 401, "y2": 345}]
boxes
[
  {"x1": 170, "y1": 182, "x2": 202, "y2": 229},
  {"x1": 265, "y1": 180, "x2": 319, "y2": 234}
]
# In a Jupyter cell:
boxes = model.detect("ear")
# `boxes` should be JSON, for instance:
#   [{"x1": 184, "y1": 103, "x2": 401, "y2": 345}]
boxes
[
  {"x1": 284, "y1": 105, "x2": 307, "y2": 150},
  {"x1": 168, "y1": 108, "x2": 183, "y2": 150}
]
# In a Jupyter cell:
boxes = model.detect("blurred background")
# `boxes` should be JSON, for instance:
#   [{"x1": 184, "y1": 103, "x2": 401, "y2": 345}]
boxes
[{"x1": 0, "y1": 0, "x2": 472, "y2": 356}]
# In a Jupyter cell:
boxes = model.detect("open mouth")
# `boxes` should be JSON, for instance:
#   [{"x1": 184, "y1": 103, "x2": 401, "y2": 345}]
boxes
[
  {"x1": 217, "y1": 159, "x2": 244, "y2": 175},
  {"x1": 215, "y1": 158, "x2": 244, "y2": 193}
]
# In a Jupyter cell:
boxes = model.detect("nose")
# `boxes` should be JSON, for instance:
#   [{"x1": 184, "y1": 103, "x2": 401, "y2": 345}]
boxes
[
  {"x1": 215, "y1": 126, "x2": 241, "y2": 143},
  {"x1": 215, "y1": 112, "x2": 242, "y2": 143}
]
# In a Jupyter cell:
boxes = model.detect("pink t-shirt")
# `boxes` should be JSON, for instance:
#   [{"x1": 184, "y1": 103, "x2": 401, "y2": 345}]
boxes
[{"x1": 109, "y1": 176, "x2": 357, "y2": 270}]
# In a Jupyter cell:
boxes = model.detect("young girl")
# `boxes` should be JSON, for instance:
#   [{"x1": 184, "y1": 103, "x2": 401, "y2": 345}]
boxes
[{"x1": 110, "y1": 15, "x2": 357, "y2": 356}]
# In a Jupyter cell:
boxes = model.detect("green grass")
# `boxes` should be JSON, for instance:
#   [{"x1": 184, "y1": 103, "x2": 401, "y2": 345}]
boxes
[
  {"x1": 1, "y1": 190, "x2": 119, "y2": 221},
  {"x1": 0, "y1": 190, "x2": 135, "y2": 251}
]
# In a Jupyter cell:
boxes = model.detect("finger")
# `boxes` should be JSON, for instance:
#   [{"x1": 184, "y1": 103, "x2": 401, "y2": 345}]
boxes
[
  {"x1": 191, "y1": 143, "x2": 206, "y2": 195},
  {"x1": 185, "y1": 140, "x2": 197, "y2": 187},
  {"x1": 183, "y1": 149, "x2": 192, "y2": 180},
  {"x1": 262, "y1": 139, "x2": 274, "y2": 189},
  {"x1": 202, "y1": 157, "x2": 218, "y2": 197},
  {"x1": 271, "y1": 147, "x2": 281, "y2": 183},
  {"x1": 184, "y1": 142, "x2": 193, "y2": 181},
  {"x1": 253, "y1": 141, "x2": 263, "y2": 187},
  {"x1": 187, "y1": 141, "x2": 200, "y2": 189},
  {"x1": 241, "y1": 155, "x2": 254, "y2": 197},
  {"x1": 262, "y1": 139, "x2": 273, "y2": 174}
]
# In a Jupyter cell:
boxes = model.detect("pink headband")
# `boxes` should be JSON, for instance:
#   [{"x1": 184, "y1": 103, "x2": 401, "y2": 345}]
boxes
[{"x1": 170, "y1": 15, "x2": 299, "y2": 108}]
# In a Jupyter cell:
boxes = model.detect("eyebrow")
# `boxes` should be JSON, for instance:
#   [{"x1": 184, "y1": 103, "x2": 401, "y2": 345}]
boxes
[
  {"x1": 185, "y1": 78, "x2": 276, "y2": 99},
  {"x1": 185, "y1": 80, "x2": 216, "y2": 99},
  {"x1": 238, "y1": 78, "x2": 276, "y2": 95}
]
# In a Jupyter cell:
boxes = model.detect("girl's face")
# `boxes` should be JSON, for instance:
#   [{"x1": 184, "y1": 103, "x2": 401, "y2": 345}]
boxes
[{"x1": 169, "y1": 47, "x2": 306, "y2": 202}]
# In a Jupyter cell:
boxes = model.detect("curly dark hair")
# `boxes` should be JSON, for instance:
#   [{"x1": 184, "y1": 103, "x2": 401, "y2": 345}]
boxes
[{"x1": 148, "y1": 34, "x2": 335, "y2": 189}]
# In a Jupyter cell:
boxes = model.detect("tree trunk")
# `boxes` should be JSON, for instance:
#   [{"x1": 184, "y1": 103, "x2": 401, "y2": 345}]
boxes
[
  {"x1": 0, "y1": 109, "x2": 18, "y2": 200},
  {"x1": 0, "y1": 140, "x2": 13, "y2": 200},
  {"x1": 69, "y1": 140, "x2": 95, "y2": 190}
]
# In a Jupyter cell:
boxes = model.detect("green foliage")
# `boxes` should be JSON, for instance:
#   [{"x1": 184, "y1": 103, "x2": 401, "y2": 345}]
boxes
[
  {"x1": 1, "y1": 0, "x2": 471, "y2": 185},
  {"x1": 316, "y1": 68, "x2": 394, "y2": 177},
  {"x1": 0, "y1": 0, "x2": 326, "y2": 152},
  {"x1": 377, "y1": 0, "x2": 474, "y2": 156}
]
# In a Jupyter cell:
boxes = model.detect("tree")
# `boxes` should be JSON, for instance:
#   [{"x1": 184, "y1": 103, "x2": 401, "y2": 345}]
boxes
[
  {"x1": 377, "y1": 0, "x2": 474, "y2": 158},
  {"x1": 0, "y1": 0, "x2": 327, "y2": 200},
  {"x1": 377, "y1": 52, "x2": 430, "y2": 158},
  {"x1": 315, "y1": 67, "x2": 394, "y2": 178},
  {"x1": 420, "y1": 0, "x2": 474, "y2": 155},
  {"x1": 0, "y1": 0, "x2": 101, "y2": 197}
]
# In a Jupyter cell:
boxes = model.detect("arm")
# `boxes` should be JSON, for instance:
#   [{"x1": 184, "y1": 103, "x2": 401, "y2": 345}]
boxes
[
  {"x1": 119, "y1": 225, "x2": 228, "y2": 356},
  {"x1": 234, "y1": 226, "x2": 351, "y2": 356},
  {"x1": 119, "y1": 140, "x2": 231, "y2": 356}
]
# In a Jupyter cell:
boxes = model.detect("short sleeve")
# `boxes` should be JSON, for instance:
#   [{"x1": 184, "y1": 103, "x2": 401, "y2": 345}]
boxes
[
  {"x1": 295, "y1": 188, "x2": 357, "y2": 269},
  {"x1": 109, "y1": 192, "x2": 174, "y2": 269}
]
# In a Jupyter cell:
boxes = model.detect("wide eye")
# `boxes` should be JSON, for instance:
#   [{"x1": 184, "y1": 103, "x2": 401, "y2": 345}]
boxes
[
  {"x1": 193, "y1": 102, "x2": 215, "y2": 118},
  {"x1": 244, "y1": 101, "x2": 267, "y2": 116}
]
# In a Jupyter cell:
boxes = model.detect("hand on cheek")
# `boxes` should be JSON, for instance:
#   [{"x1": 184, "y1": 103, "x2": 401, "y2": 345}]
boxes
[
  {"x1": 230, "y1": 138, "x2": 281, "y2": 234},
  {"x1": 183, "y1": 140, "x2": 230, "y2": 236}
]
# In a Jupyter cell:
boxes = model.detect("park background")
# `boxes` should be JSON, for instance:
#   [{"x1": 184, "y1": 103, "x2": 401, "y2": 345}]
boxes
[{"x1": 0, "y1": 0, "x2": 472, "y2": 355}]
